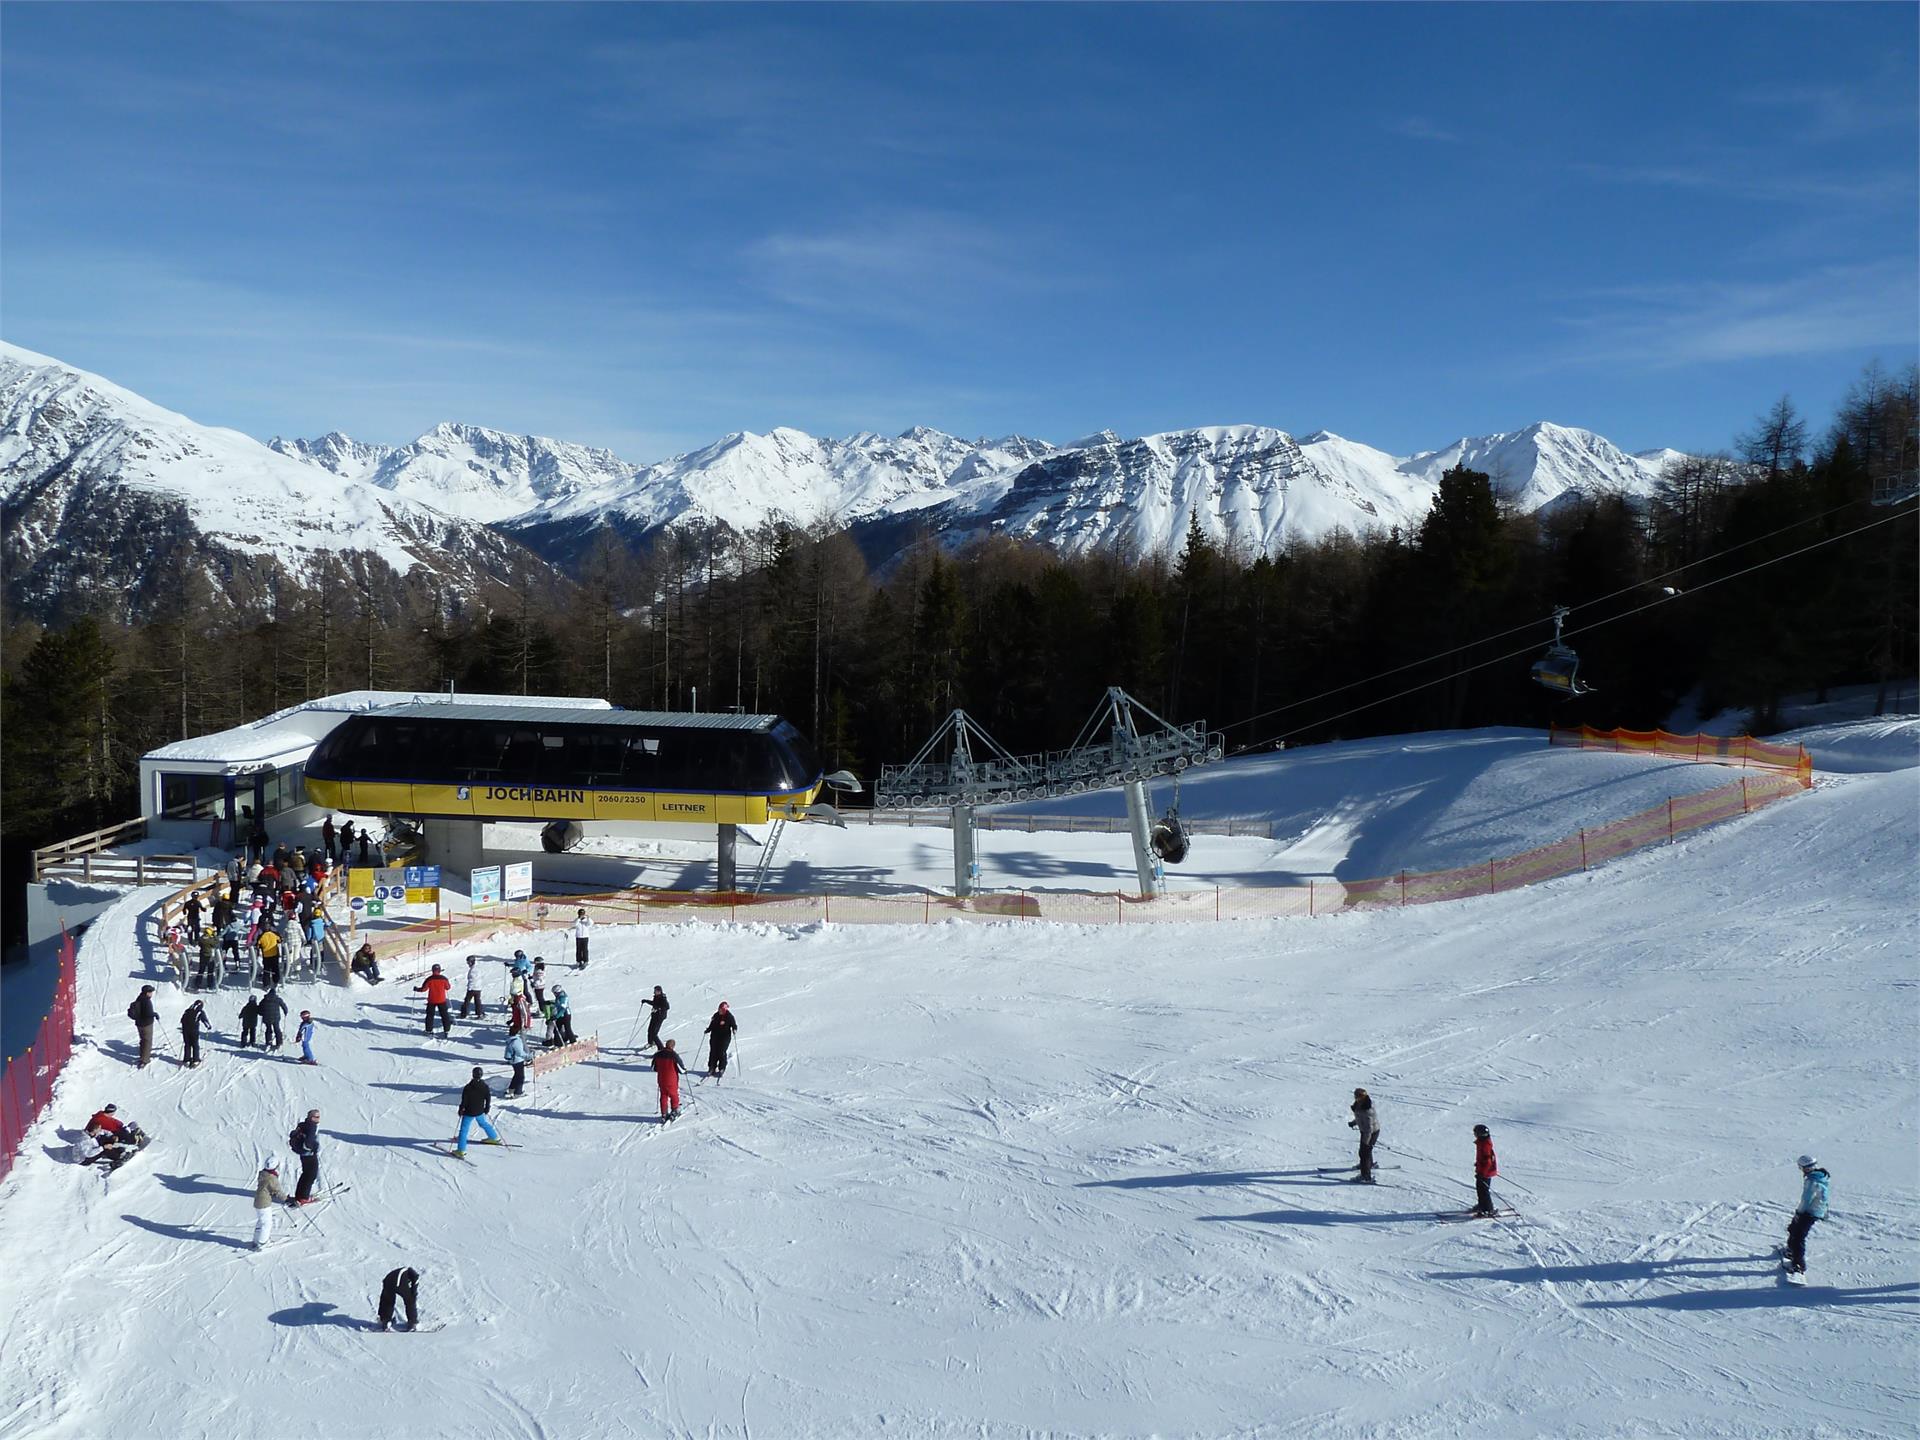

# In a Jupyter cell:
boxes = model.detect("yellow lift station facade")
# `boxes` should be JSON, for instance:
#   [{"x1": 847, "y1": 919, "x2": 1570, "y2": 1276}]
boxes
[{"x1": 303, "y1": 703, "x2": 825, "y2": 826}]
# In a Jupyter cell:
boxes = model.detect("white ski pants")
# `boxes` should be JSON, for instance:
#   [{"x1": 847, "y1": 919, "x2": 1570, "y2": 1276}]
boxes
[{"x1": 253, "y1": 1209, "x2": 274, "y2": 1249}]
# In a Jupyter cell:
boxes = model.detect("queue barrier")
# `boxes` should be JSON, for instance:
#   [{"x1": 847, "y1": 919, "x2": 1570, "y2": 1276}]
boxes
[
  {"x1": 1550, "y1": 723, "x2": 1813, "y2": 784},
  {"x1": 0, "y1": 927, "x2": 78, "y2": 1189}
]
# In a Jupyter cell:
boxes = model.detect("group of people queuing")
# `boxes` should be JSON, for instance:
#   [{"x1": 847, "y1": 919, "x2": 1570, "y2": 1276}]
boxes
[{"x1": 170, "y1": 848, "x2": 345, "y2": 993}]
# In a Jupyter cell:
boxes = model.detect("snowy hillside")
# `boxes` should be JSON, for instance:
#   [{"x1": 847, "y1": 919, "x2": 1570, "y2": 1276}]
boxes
[
  {"x1": 1, "y1": 722, "x2": 1913, "y2": 1438},
  {"x1": 0, "y1": 344, "x2": 553, "y2": 620}
]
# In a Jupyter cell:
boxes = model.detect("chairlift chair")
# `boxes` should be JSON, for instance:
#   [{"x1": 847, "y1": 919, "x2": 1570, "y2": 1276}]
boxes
[{"x1": 1531, "y1": 606, "x2": 1594, "y2": 697}]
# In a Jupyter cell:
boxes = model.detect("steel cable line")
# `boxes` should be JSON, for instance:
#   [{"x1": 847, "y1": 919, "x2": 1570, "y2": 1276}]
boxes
[
  {"x1": 1239, "y1": 500, "x2": 1915, "y2": 749},
  {"x1": 1224, "y1": 492, "x2": 1897, "y2": 744}
]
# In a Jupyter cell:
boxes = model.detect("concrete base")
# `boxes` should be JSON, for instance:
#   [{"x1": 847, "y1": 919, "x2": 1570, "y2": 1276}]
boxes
[{"x1": 421, "y1": 818, "x2": 489, "y2": 875}]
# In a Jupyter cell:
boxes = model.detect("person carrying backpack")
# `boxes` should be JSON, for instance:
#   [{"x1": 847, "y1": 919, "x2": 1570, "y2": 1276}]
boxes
[
  {"x1": 289, "y1": 1109, "x2": 322, "y2": 1202},
  {"x1": 127, "y1": 985, "x2": 158, "y2": 1068}
]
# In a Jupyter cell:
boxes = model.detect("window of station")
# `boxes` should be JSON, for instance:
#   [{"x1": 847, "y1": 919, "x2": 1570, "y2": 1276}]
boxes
[
  {"x1": 263, "y1": 764, "x2": 306, "y2": 816},
  {"x1": 157, "y1": 772, "x2": 223, "y2": 821}
]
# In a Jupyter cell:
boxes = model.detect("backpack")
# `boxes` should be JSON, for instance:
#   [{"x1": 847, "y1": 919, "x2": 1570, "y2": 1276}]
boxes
[
  {"x1": 127, "y1": 1000, "x2": 140, "y2": 1020},
  {"x1": 288, "y1": 1125, "x2": 306, "y2": 1154}
]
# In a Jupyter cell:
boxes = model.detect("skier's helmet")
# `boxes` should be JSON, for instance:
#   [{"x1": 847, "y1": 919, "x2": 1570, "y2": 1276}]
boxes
[
  {"x1": 1797, "y1": 1154, "x2": 1819, "y2": 1170},
  {"x1": 472, "y1": 1066, "x2": 484, "y2": 1079},
  {"x1": 431, "y1": 963, "x2": 442, "y2": 973},
  {"x1": 1473, "y1": 1124, "x2": 1490, "y2": 1137},
  {"x1": 104, "y1": 1104, "x2": 117, "y2": 1114}
]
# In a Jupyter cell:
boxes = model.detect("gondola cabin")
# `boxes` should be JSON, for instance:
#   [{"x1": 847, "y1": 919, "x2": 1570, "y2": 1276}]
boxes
[{"x1": 303, "y1": 704, "x2": 825, "y2": 827}]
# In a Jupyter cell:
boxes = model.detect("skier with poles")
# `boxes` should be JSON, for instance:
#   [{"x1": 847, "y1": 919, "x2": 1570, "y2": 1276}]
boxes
[
  {"x1": 503, "y1": 1027, "x2": 529, "y2": 1098},
  {"x1": 1471, "y1": 1124, "x2": 1499, "y2": 1217},
  {"x1": 252, "y1": 1159, "x2": 294, "y2": 1250},
  {"x1": 460, "y1": 956, "x2": 486, "y2": 1020},
  {"x1": 297, "y1": 1010, "x2": 318, "y2": 1066},
  {"x1": 377, "y1": 1266, "x2": 422, "y2": 1332},
  {"x1": 416, "y1": 964, "x2": 453, "y2": 1037},
  {"x1": 289, "y1": 1109, "x2": 322, "y2": 1202},
  {"x1": 549, "y1": 987, "x2": 576, "y2": 1046},
  {"x1": 179, "y1": 999, "x2": 210, "y2": 1069},
  {"x1": 652, "y1": 1039, "x2": 686, "y2": 1122},
  {"x1": 704, "y1": 1002, "x2": 737, "y2": 1079},
  {"x1": 238, "y1": 994, "x2": 261, "y2": 1049},
  {"x1": 1348, "y1": 1088, "x2": 1380, "y2": 1183},
  {"x1": 1783, "y1": 1155, "x2": 1831, "y2": 1280},
  {"x1": 127, "y1": 985, "x2": 157, "y2": 1069},
  {"x1": 573, "y1": 909, "x2": 591, "y2": 970},
  {"x1": 453, "y1": 1067, "x2": 503, "y2": 1156},
  {"x1": 644, "y1": 986, "x2": 669, "y2": 1051}
]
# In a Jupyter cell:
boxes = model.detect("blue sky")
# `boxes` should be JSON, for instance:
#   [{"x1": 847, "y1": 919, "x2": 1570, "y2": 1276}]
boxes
[{"x1": 4, "y1": 3, "x2": 1914, "y2": 461}]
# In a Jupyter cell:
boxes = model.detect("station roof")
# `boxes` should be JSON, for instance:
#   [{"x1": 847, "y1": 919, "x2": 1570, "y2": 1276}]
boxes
[{"x1": 370, "y1": 703, "x2": 782, "y2": 732}]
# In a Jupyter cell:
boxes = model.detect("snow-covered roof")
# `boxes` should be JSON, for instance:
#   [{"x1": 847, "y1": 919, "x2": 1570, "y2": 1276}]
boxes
[{"x1": 141, "y1": 690, "x2": 611, "y2": 769}]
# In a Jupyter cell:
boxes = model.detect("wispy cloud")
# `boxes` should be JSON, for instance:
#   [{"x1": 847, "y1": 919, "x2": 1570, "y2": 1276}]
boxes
[
  {"x1": 1383, "y1": 116, "x2": 1460, "y2": 144},
  {"x1": 1738, "y1": 81, "x2": 1918, "y2": 143},
  {"x1": 1574, "y1": 160, "x2": 1912, "y2": 208},
  {"x1": 1542, "y1": 261, "x2": 1918, "y2": 370}
]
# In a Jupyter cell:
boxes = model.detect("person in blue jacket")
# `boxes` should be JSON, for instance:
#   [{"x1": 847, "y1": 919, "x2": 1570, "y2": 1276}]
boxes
[
  {"x1": 504, "y1": 1027, "x2": 530, "y2": 1097},
  {"x1": 549, "y1": 986, "x2": 576, "y2": 1046},
  {"x1": 1785, "y1": 1154, "x2": 1830, "y2": 1275}
]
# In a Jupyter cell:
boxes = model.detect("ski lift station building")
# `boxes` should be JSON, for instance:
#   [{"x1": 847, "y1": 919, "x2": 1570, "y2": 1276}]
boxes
[{"x1": 139, "y1": 690, "x2": 611, "y2": 849}]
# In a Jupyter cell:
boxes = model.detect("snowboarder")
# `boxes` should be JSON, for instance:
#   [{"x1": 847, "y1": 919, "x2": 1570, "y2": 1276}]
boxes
[
  {"x1": 1472, "y1": 1124, "x2": 1499, "y2": 1216},
  {"x1": 454, "y1": 1067, "x2": 502, "y2": 1154},
  {"x1": 179, "y1": 1000, "x2": 210, "y2": 1068},
  {"x1": 549, "y1": 987, "x2": 576, "y2": 1046},
  {"x1": 259, "y1": 986, "x2": 289, "y2": 1051},
  {"x1": 572, "y1": 909, "x2": 591, "y2": 970},
  {"x1": 86, "y1": 1113, "x2": 150, "y2": 1169},
  {"x1": 349, "y1": 939, "x2": 382, "y2": 984},
  {"x1": 127, "y1": 985, "x2": 157, "y2": 1068},
  {"x1": 644, "y1": 986, "x2": 669, "y2": 1050},
  {"x1": 504, "y1": 1027, "x2": 529, "y2": 1097},
  {"x1": 239, "y1": 994, "x2": 261, "y2": 1048},
  {"x1": 377, "y1": 1266, "x2": 422, "y2": 1331},
  {"x1": 297, "y1": 1010, "x2": 317, "y2": 1065},
  {"x1": 253, "y1": 1159, "x2": 292, "y2": 1249},
  {"x1": 416, "y1": 964, "x2": 453, "y2": 1037},
  {"x1": 459, "y1": 956, "x2": 486, "y2": 1019},
  {"x1": 704, "y1": 1002, "x2": 737, "y2": 1078},
  {"x1": 289, "y1": 1109, "x2": 322, "y2": 1202},
  {"x1": 1784, "y1": 1155, "x2": 1830, "y2": 1277},
  {"x1": 1349, "y1": 1088, "x2": 1380, "y2": 1183},
  {"x1": 87, "y1": 1105, "x2": 125, "y2": 1136},
  {"x1": 653, "y1": 1039, "x2": 686, "y2": 1121}
]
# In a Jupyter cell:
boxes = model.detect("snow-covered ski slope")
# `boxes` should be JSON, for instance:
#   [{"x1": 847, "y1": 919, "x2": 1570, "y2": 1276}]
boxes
[{"x1": 2, "y1": 724, "x2": 1915, "y2": 1439}]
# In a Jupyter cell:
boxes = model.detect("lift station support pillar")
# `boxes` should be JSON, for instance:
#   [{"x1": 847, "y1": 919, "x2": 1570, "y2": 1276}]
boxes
[
  {"x1": 717, "y1": 823, "x2": 737, "y2": 893},
  {"x1": 1124, "y1": 779, "x2": 1165, "y2": 899},
  {"x1": 951, "y1": 804, "x2": 977, "y2": 898}
]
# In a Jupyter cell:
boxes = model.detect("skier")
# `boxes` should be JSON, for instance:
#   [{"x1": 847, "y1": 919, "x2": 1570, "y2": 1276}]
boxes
[
  {"x1": 508, "y1": 985, "x2": 533, "y2": 1036},
  {"x1": 296, "y1": 1010, "x2": 317, "y2": 1066},
  {"x1": 704, "y1": 1001, "x2": 738, "y2": 1078},
  {"x1": 258, "y1": 927, "x2": 282, "y2": 989},
  {"x1": 644, "y1": 986, "x2": 669, "y2": 1051},
  {"x1": 306, "y1": 912, "x2": 327, "y2": 972},
  {"x1": 349, "y1": 939, "x2": 382, "y2": 984},
  {"x1": 459, "y1": 956, "x2": 486, "y2": 1019},
  {"x1": 127, "y1": 984, "x2": 158, "y2": 1068},
  {"x1": 503, "y1": 1027, "x2": 529, "y2": 1097},
  {"x1": 1784, "y1": 1155, "x2": 1830, "y2": 1278},
  {"x1": 415, "y1": 964, "x2": 453, "y2": 1037},
  {"x1": 652, "y1": 1038, "x2": 686, "y2": 1121},
  {"x1": 183, "y1": 891, "x2": 203, "y2": 938},
  {"x1": 530, "y1": 960, "x2": 548, "y2": 1014},
  {"x1": 259, "y1": 986, "x2": 289, "y2": 1051},
  {"x1": 549, "y1": 986, "x2": 576, "y2": 1046},
  {"x1": 289, "y1": 1108, "x2": 322, "y2": 1202},
  {"x1": 252, "y1": 1158, "x2": 293, "y2": 1250},
  {"x1": 194, "y1": 926, "x2": 218, "y2": 991},
  {"x1": 572, "y1": 909, "x2": 591, "y2": 970},
  {"x1": 1349, "y1": 1088, "x2": 1380, "y2": 1183},
  {"x1": 220, "y1": 915, "x2": 243, "y2": 970},
  {"x1": 454, "y1": 1067, "x2": 503, "y2": 1155},
  {"x1": 179, "y1": 999, "x2": 210, "y2": 1068},
  {"x1": 377, "y1": 1266, "x2": 422, "y2": 1332},
  {"x1": 1472, "y1": 1124, "x2": 1499, "y2": 1217},
  {"x1": 239, "y1": 994, "x2": 261, "y2": 1048},
  {"x1": 322, "y1": 816, "x2": 337, "y2": 863}
]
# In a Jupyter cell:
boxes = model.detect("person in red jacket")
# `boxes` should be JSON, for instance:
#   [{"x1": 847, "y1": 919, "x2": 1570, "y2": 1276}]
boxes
[
  {"x1": 652, "y1": 1039, "x2": 686, "y2": 1123},
  {"x1": 88, "y1": 1105, "x2": 125, "y2": 1136},
  {"x1": 415, "y1": 964, "x2": 454, "y2": 1037},
  {"x1": 1472, "y1": 1124, "x2": 1499, "y2": 1216}
]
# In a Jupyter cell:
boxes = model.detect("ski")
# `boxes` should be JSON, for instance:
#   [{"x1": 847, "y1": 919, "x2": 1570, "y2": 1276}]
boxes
[
  {"x1": 373, "y1": 1321, "x2": 447, "y2": 1333},
  {"x1": 434, "y1": 1145, "x2": 475, "y2": 1162},
  {"x1": 1433, "y1": 1207, "x2": 1520, "y2": 1222},
  {"x1": 1314, "y1": 1165, "x2": 1401, "y2": 1173}
]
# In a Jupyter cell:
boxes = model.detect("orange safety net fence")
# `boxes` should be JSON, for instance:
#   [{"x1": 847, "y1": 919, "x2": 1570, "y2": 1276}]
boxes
[{"x1": 1550, "y1": 723, "x2": 1813, "y2": 785}]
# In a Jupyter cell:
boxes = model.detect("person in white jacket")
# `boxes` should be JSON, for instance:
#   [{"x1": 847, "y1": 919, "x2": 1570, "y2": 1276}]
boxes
[
  {"x1": 572, "y1": 910, "x2": 591, "y2": 970},
  {"x1": 460, "y1": 955, "x2": 486, "y2": 1020}
]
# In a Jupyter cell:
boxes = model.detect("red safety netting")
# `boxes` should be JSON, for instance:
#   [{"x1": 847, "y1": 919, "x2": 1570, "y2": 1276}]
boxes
[
  {"x1": 1550, "y1": 723, "x2": 1814, "y2": 785},
  {"x1": 1, "y1": 926, "x2": 78, "y2": 1188}
]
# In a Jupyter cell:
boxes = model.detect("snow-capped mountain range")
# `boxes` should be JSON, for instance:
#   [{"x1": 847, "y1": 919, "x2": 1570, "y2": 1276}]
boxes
[{"x1": 2, "y1": 341, "x2": 1684, "y2": 620}]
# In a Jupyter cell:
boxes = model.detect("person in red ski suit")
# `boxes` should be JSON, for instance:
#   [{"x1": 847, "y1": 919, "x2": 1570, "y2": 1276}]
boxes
[
  {"x1": 1472, "y1": 1124, "x2": 1499, "y2": 1216},
  {"x1": 415, "y1": 965, "x2": 454, "y2": 1036},
  {"x1": 652, "y1": 1039, "x2": 686, "y2": 1122}
]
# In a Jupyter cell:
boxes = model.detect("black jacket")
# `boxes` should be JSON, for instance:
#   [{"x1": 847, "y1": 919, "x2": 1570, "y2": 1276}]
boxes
[
  {"x1": 704, "y1": 1010, "x2": 737, "y2": 1039},
  {"x1": 458, "y1": 1078, "x2": 492, "y2": 1118},
  {"x1": 647, "y1": 992, "x2": 669, "y2": 1016},
  {"x1": 290, "y1": 1118, "x2": 319, "y2": 1157},
  {"x1": 258, "y1": 992, "x2": 288, "y2": 1020},
  {"x1": 128, "y1": 993, "x2": 156, "y2": 1025},
  {"x1": 181, "y1": 1004, "x2": 206, "y2": 1037},
  {"x1": 240, "y1": 997, "x2": 260, "y2": 1023}
]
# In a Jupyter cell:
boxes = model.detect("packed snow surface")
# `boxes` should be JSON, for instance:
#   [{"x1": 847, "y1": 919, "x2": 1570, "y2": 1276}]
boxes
[{"x1": 2, "y1": 725, "x2": 1914, "y2": 1439}]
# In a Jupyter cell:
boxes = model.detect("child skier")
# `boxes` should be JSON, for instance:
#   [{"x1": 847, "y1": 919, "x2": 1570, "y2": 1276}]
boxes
[
  {"x1": 652, "y1": 1039, "x2": 686, "y2": 1121},
  {"x1": 454, "y1": 1067, "x2": 503, "y2": 1155},
  {"x1": 297, "y1": 1011, "x2": 317, "y2": 1065},
  {"x1": 1472, "y1": 1124, "x2": 1499, "y2": 1216},
  {"x1": 550, "y1": 987, "x2": 576, "y2": 1046},
  {"x1": 503, "y1": 1027, "x2": 529, "y2": 1097},
  {"x1": 1348, "y1": 1088, "x2": 1379, "y2": 1183},
  {"x1": 252, "y1": 1159, "x2": 292, "y2": 1250},
  {"x1": 179, "y1": 1000, "x2": 210, "y2": 1068},
  {"x1": 1784, "y1": 1155, "x2": 1830, "y2": 1277},
  {"x1": 378, "y1": 1266, "x2": 422, "y2": 1332},
  {"x1": 239, "y1": 994, "x2": 260, "y2": 1049}
]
